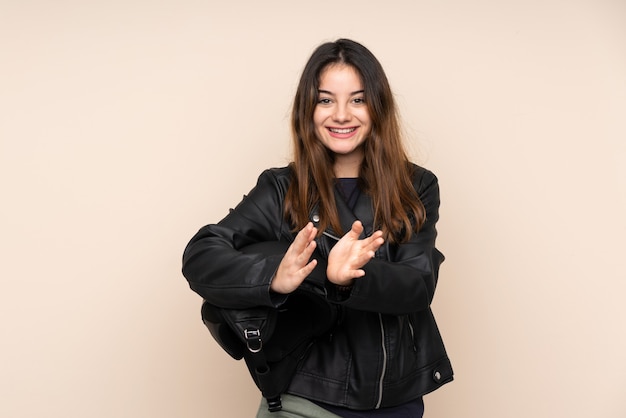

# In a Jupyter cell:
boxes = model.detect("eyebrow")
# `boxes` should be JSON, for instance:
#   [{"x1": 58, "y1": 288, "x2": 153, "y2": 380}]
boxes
[{"x1": 318, "y1": 89, "x2": 365, "y2": 96}]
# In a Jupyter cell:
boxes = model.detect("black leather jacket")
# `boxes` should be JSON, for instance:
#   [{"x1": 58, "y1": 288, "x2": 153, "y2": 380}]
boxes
[{"x1": 182, "y1": 164, "x2": 453, "y2": 410}]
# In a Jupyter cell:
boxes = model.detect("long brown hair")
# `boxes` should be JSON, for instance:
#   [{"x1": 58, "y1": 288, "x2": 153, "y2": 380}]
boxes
[{"x1": 284, "y1": 39, "x2": 425, "y2": 244}]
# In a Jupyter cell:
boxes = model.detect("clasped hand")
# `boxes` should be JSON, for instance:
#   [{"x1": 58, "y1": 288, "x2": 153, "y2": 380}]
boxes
[{"x1": 271, "y1": 221, "x2": 384, "y2": 294}]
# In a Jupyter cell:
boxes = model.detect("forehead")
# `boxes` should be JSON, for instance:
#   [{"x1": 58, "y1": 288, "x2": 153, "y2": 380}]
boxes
[{"x1": 318, "y1": 64, "x2": 363, "y2": 88}]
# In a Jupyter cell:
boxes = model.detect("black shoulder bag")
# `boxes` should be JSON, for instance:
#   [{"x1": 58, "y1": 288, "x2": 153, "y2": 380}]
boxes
[{"x1": 200, "y1": 241, "x2": 336, "y2": 412}]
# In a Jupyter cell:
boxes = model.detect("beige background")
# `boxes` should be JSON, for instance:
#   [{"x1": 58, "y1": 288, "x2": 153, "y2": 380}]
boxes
[{"x1": 1, "y1": 0, "x2": 625, "y2": 417}]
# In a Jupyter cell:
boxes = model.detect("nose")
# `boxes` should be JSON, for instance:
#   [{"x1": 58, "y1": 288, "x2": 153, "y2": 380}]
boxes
[{"x1": 332, "y1": 103, "x2": 351, "y2": 123}]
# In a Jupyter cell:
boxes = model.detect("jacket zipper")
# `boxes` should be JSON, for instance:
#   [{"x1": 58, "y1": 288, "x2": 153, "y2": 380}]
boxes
[
  {"x1": 376, "y1": 313, "x2": 387, "y2": 408},
  {"x1": 407, "y1": 317, "x2": 417, "y2": 351},
  {"x1": 316, "y1": 216, "x2": 389, "y2": 408}
]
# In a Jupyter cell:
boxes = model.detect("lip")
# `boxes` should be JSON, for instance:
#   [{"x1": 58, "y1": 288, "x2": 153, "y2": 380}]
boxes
[{"x1": 326, "y1": 126, "x2": 359, "y2": 139}]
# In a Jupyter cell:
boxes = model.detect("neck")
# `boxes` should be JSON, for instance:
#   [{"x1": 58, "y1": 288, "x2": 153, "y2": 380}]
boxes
[{"x1": 333, "y1": 152, "x2": 362, "y2": 178}]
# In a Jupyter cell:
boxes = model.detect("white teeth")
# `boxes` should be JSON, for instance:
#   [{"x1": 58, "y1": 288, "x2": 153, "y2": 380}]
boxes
[{"x1": 329, "y1": 128, "x2": 355, "y2": 134}]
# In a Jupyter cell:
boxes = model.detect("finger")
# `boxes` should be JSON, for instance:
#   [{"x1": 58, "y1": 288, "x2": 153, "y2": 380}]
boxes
[
  {"x1": 299, "y1": 258, "x2": 318, "y2": 277},
  {"x1": 287, "y1": 226, "x2": 317, "y2": 271},
  {"x1": 354, "y1": 251, "x2": 376, "y2": 267},
  {"x1": 365, "y1": 237, "x2": 384, "y2": 253},
  {"x1": 306, "y1": 224, "x2": 318, "y2": 242},
  {"x1": 365, "y1": 230, "x2": 383, "y2": 241},
  {"x1": 295, "y1": 222, "x2": 313, "y2": 244},
  {"x1": 298, "y1": 239, "x2": 317, "y2": 265},
  {"x1": 348, "y1": 220, "x2": 364, "y2": 238},
  {"x1": 291, "y1": 222, "x2": 315, "y2": 252},
  {"x1": 363, "y1": 231, "x2": 384, "y2": 249},
  {"x1": 350, "y1": 269, "x2": 365, "y2": 279}
]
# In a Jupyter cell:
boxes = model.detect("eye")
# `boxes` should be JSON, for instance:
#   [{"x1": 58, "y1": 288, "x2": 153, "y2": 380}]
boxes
[
  {"x1": 353, "y1": 97, "x2": 366, "y2": 104},
  {"x1": 317, "y1": 98, "x2": 332, "y2": 104}
]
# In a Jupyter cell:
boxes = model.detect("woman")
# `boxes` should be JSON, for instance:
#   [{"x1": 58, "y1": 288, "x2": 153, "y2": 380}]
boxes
[{"x1": 182, "y1": 39, "x2": 453, "y2": 417}]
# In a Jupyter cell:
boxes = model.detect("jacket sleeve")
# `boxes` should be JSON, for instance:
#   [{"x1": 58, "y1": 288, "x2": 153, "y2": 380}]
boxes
[
  {"x1": 181, "y1": 169, "x2": 292, "y2": 309},
  {"x1": 330, "y1": 169, "x2": 445, "y2": 315}
]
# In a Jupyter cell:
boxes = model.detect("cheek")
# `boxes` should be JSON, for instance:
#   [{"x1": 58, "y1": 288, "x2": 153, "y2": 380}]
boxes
[
  {"x1": 311, "y1": 113, "x2": 323, "y2": 139},
  {"x1": 313, "y1": 111, "x2": 326, "y2": 131},
  {"x1": 359, "y1": 112, "x2": 372, "y2": 136},
  {"x1": 357, "y1": 109, "x2": 372, "y2": 125}
]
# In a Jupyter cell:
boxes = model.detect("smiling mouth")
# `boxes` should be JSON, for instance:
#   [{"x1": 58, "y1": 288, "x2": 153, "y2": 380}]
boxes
[{"x1": 328, "y1": 127, "x2": 356, "y2": 134}]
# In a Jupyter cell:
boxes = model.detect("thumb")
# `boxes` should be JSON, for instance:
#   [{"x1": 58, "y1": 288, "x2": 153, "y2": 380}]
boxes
[{"x1": 349, "y1": 220, "x2": 364, "y2": 237}]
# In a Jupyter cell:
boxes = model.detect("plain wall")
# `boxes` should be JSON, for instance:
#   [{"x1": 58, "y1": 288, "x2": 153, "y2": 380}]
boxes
[{"x1": 1, "y1": 1, "x2": 625, "y2": 417}]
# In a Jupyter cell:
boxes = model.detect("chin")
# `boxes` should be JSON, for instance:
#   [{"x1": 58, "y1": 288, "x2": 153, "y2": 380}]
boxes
[{"x1": 330, "y1": 147, "x2": 356, "y2": 155}]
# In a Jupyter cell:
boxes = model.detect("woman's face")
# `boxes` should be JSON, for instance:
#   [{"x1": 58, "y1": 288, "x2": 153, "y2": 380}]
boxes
[{"x1": 313, "y1": 64, "x2": 371, "y2": 164}]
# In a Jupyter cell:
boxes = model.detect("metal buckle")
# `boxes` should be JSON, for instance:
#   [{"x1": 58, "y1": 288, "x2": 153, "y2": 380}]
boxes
[
  {"x1": 244, "y1": 328, "x2": 262, "y2": 353},
  {"x1": 267, "y1": 396, "x2": 282, "y2": 412}
]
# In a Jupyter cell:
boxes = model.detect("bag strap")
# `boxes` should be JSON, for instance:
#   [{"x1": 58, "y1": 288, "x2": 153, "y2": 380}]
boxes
[
  {"x1": 242, "y1": 325, "x2": 282, "y2": 412},
  {"x1": 220, "y1": 306, "x2": 284, "y2": 412}
]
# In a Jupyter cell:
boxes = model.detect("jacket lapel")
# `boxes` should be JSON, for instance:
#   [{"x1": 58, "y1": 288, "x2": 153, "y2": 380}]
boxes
[
  {"x1": 334, "y1": 187, "x2": 361, "y2": 238},
  {"x1": 329, "y1": 187, "x2": 377, "y2": 240},
  {"x1": 352, "y1": 191, "x2": 376, "y2": 237},
  {"x1": 310, "y1": 188, "x2": 379, "y2": 258}
]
